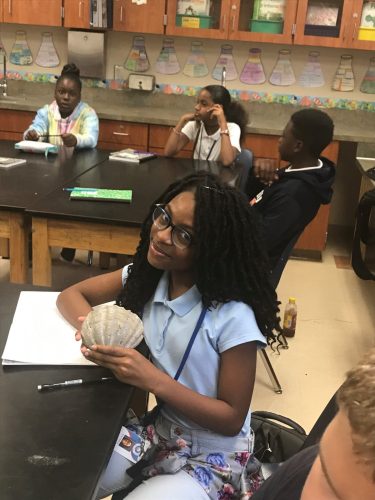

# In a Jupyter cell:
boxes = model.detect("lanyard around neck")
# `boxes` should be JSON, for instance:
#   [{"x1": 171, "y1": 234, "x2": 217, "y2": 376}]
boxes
[{"x1": 193, "y1": 123, "x2": 218, "y2": 161}]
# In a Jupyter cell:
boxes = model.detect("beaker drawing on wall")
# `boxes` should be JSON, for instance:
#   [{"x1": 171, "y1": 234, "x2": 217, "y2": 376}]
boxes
[
  {"x1": 10, "y1": 31, "x2": 33, "y2": 65},
  {"x1": 156, "y1": 38, "x2": 180, "y2": 75},
  {"x1": 124, "y1": 36, "x2": 150, "y2": 73},
  {"x1": 212, "y1": 44, "x2": 238, "y2": 81},
  {"x1": 36, "y1": 32, "x2": 60, "y2": 68},
  {"x1": 332, "y1": 54, "x2": 354, "y2": 92},
  {"x1": 269, "y1": 49, "x2": 295, "y2": 86},
  {"x1": 298, "y1": 51, "x2": 324, "y2": 88},
  {"x1": 360, "y1": 57, "x2": 375, "y2": 94},
  {"x1": 183, "y1": 41, "x2": 209, "y2": 78},
  {"x1": 240, "y1": 48, "x2": 266, "y2": 85}
]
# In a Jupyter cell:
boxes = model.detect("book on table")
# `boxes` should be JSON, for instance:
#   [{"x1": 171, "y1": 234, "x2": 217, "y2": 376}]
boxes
[
  {"x1": 0, "y1": 156, "x2": 27, "y2": 168},
  {"x1": 109, "y1": 148, "x2": 157, "y2": 163},
  {"x1": 69, "y1": 187, "x2": 133, "y2": 203}
]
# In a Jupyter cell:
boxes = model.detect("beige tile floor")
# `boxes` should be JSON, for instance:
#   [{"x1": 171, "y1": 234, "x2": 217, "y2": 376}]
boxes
[{"x1": 1, "y1": 230, "x2": 374, "y2": 439}]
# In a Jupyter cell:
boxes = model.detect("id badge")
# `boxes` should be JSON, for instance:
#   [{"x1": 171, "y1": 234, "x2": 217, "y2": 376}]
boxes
[{"x1": 114, "y1": 426, "x2": 150, "y2": 464}]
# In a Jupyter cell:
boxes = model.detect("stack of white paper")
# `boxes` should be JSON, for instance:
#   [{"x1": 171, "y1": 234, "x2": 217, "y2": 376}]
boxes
[{"x1": 2, "y1": 292, "x2": 94, "y2": 366}]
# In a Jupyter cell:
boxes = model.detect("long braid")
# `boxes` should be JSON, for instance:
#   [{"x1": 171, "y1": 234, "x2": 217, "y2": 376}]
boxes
[{"x1": 117, "y1": 171, "x2": 281, "y2": 345}]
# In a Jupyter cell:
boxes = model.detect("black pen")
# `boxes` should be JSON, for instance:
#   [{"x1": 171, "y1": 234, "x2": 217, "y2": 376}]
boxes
[{"x1": 37, "y1": 377, "x2": 114, "y2": 392}]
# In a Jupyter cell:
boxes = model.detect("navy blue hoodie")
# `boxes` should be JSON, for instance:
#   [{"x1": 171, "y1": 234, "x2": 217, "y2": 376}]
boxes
[{"x1": 247, "y1": 157, "x2": 336, "y2": 268}]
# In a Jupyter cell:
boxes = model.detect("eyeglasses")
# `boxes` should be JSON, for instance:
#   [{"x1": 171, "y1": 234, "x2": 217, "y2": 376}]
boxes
[{"x1": 152, "y1": 204, "x2": 193, "y2": 249}]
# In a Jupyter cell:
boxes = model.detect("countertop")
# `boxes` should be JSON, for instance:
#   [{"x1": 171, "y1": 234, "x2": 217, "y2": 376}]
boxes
[{"x1": 1, "y1": 80, "x2": 375, "y2": 143}]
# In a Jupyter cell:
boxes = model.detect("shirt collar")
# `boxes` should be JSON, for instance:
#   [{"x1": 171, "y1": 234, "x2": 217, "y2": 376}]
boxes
[{"x1": 153, "y1": 272, "x2": 202, "y2": 316}]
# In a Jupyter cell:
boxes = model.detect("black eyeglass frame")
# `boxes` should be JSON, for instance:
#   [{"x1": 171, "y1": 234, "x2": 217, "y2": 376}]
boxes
[{"x1": 152, "y1": 204, "x2": 193, "y2": 249}]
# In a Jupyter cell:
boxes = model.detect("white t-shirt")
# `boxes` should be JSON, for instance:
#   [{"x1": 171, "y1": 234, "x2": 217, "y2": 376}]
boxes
[{"x1": 181, "y1": 120, "x2": 241, "y2": 161}]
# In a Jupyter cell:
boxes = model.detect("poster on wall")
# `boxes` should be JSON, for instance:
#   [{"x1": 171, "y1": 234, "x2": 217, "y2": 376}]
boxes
[
  {"x1": 10, "y1": 31, "x2": 33, "y2": 65},
  {"x1": 298, "y1": 51, "x2": 324, "y2": 88},
  {"x1": 124, "y1": 36, "x2": 150, "y2": 72},
  {"x1": 35, "y1": 32, "x2": 60, "y2": 68},
  {"x1": 212, "y1": 44, "x2": 238, "y2": 81},
  {"x1": 240, "y1": 48, "x2": 266, "y2": 85},
  {"x1": 332, "y1": 54, "x2": 354, "y2": 92},
  {"x1": 155, "y1": 38, "x2": 180, "y2": 75},
  {"x1": 360, "y1": 57, "x2": 375, "y2": 94},
  {"x1": 183, "y1": 41, "x2": 209, "y2": 77},
  {"x1": 269, "y1": 49, "x2": 295, "y2": 86}
]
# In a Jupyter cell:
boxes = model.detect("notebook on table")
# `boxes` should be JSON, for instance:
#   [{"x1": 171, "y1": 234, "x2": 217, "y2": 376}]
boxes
[
  {"x1": 0, "y1": 157, "x2": 27, "y2": 168},
  {"x1": 109, "y1": 148, "x2": 157, "y2": 163}
]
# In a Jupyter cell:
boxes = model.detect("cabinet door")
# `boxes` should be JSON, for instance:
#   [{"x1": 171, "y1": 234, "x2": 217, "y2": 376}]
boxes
[
  {"x1": 3, "y1": 0, "x2": 62, "y2": 26},
  {"x1": 349, "y1": 0, "x2": 375, "y2": 49},
  {"x1": 294, "y1": 0, "x2": 353, "y2": 48},
  {"x1": 229, "y1": 0, "x2": 298, "y2": 44},
  {"x1": 166, "y1": 0, "x2": 231, "y2": 39},
  {"x1": 64, "y1": 0, "x2": 90, "y2": 28},
  {"x1": 149, "y1": 124, "x2": 193, "y2": 158},
  {"x1": 0, "y1": 109, "x2": 34, "y2": 141},
  {"x1": 113, "y1": 0, "x2": 165, "y2": 34},
  {"x1": 98, "y1": 120, "x2": 148, "y2": 151}
]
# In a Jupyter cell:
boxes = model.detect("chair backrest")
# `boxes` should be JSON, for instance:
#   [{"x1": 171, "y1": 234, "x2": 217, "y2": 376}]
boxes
[{"x1": 235, "y1": 148, "x2": 253, "y2": 193}]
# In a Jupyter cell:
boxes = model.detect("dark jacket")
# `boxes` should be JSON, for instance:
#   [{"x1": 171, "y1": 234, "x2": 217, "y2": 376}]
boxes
[{"x1": 248, "y1": 157, "x2": 336, "y2": 269}]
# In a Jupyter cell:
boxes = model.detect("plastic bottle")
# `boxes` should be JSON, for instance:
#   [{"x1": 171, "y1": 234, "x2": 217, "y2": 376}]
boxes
[{"x1": 282, "y1": 297, "x2": 297, "y2": 337}]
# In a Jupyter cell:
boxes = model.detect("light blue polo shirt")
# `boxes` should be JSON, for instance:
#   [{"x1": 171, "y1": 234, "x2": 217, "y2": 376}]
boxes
[{"x1": 122, "y1": 266, "x2": 266, "y2": 436}]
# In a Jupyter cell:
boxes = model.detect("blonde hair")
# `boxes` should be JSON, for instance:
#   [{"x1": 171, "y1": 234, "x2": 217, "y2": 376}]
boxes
[{"x1": 337, "y1": 348, "x2": 375, "y2": 481}]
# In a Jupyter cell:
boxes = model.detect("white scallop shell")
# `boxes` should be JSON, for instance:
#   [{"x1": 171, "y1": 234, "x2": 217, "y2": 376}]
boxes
[{"x1": 81, "y1": 305, "x2": 144, "y2": 348}]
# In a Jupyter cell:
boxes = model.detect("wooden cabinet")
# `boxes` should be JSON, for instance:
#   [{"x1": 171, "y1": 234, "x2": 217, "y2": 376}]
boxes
[
  {"x1": 63, "y1": 0, "x2": 90, "y2": 28},
  {"x1": 347, "y1": 0, "x2": 375, "y2": 50},
  {"x1": 0, "y1": 109, "x2": 34, "y2": 141},
  {"x1": 2, "y1": 0, "x2": 62, "y2": 26},
  {"x1": 149, "y1": 124, "x2": 193, "y2": 158},
  {"x1": 98, "y1": 120, "x2": 148, "y2": 151},
  {"x1": 229, "y1": 0, "x2": 297, "y2": 44},
  {"x1": 294, "y1": 0, "x2": 353, "y2": 48},
  {"x1": 113, "y1": 0, "x2": 165, "y2": 34}
]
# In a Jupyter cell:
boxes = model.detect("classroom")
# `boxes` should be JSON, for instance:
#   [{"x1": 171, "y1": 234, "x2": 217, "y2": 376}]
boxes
[{"x1": 0, "y1": 1, "x2": 374, "y2": 499}]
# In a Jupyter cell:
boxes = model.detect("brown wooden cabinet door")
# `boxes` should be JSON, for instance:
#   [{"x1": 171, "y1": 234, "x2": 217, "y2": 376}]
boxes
[
  {"x1": 349, "y1": 0, "x2": 375, "y2": 50},
  {"x1": 98, "y1": 120, "x2": 148, "y2": 151},
  {"x1": 229, "y1": 0, "x2": 298, "y2": 44},
  {"x1": 294, "y1": 0, "x2": 353, "y2": 48},
  {"x1": 113, "y1": 0, "x2": 165, "y2": 34},
  {"x1": 3, "y1": 0, "x2": 62, "y2": 26},
  {"x1": 0, "y1": 109, "x2": 34, "y2": 141},
  {"x1": 166, "y1": 0, "x2": 231, "y2": 39},
  {"x1": 149, "y1": 124, "x2": 193, "y2": 158},
  {"x1": 64, "y1": 0, "x2": 90, "y2": 28}
]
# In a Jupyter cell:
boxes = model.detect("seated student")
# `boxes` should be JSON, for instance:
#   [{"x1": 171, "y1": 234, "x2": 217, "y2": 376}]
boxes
[
  {"x1": 164, "y1": 85, "x2": 248, "y2": 166},
  {"x1": 247, "y1": 109, "x2": 335, "y2": 271},
  {"x1": 24, "y1": 63, "x2": 99, "y2": 263},
  {"x1": 24, "y1": 63, "x2": 99, "y2": 149},
  {"x1": 251, "y1": 347, "x2": 375, "y2": 500},
  {"x1": 56, "y1": 171, "x2": 282, "y2": 500}
]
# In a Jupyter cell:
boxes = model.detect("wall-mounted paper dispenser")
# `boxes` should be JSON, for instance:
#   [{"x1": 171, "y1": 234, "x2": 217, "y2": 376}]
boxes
[
  {"x1": 68, "y1": 31, "x2": 105, "y2": 79},
  {"x1": 128, "y1": 74, "x2": 155, "y2": 91}
]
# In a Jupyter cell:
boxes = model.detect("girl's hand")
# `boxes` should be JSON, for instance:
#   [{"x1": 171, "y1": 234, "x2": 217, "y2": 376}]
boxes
[
  {"x1": 209, "y1": 104, "x2": 226, "y2": 125},
  {"x1": 180, "y1": 112, "x2": 196, "y2": 124},
  {"x1": 61, "y1": 133, "x2": 77, "y2": 147},
  {"x1": 25, "y1": 129, "x2": 39, "y2": 141},
  {"x1": 75, "y1": 316, "x2": 86, "y2": 342},
  {"x1": 81, "y1": 344, "x2": 163, "y2": 392}
]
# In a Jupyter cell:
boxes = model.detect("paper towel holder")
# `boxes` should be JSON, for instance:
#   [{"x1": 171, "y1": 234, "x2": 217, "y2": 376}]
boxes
[{"x1": 128, "y1": 74, "x2": 155, "y2": 92}]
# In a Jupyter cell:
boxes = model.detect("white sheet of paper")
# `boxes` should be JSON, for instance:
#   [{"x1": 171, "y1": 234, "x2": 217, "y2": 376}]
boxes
[{"x1": 1, "y1": 291, "x2": 94, "y2": 365}]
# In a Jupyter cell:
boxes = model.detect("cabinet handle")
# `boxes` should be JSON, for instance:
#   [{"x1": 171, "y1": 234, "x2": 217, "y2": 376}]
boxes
[
  {"x1": 352, "y1": 22, "x2": 357, "y2": 41},
  {"x1": 120, "y1": 5, "x2": 124, "y2": 22},
  {"x1": 231, "y1": 15, "x2": 236, "y2": 32},
  {"x1": 113, "y1": 131, "x2": 130, "y2": 136},
  {"x1": 8, "y1": 0, "x2": 11, "y2": 15},
  {"x1": 79, "y1": 1, "x2": 83, "y2": 19},
  {"x1": 220, "y1": 14, "x2": 226, "y2": 32}
]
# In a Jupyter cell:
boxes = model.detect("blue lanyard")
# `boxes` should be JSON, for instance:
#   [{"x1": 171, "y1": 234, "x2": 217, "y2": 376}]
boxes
[{"x1": 173, "y1": 307, "x2": 207, "y2": 381}]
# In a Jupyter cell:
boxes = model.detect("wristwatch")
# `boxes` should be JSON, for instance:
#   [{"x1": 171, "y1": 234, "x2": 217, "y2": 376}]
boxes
[{"x1": 220, "y1": 129, "x2": 229, "y2": 136}]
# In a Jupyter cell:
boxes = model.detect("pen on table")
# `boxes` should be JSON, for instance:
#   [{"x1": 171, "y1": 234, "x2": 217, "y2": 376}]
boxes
[
  {"x1": 38, "y1": 134, "x2": 62, "y2": 138},
  {"x1": 63, "y1": 187, "x2": 98, "y2": 192},
  {"x1": 37, "y1": 377, "x2": 115, "y2": 392}
]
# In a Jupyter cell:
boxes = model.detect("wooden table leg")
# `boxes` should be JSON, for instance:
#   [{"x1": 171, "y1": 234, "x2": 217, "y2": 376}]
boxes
[
  {"x1": 9, "y1": 213, "x2": 28, "y2": 284},
  {"x1": 32, "y1": 218, "x2": 52, "y2": 287}
]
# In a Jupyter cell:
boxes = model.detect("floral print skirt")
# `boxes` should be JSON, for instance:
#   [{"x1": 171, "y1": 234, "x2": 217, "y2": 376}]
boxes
[{"x1": 126, "y1": 411, "x2": 264, "y2": 499}]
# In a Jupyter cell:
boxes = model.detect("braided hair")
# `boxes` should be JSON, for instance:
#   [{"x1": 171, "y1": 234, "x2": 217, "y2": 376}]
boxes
[{"x1": 117, "y1": 171, "x2": 281, "y2": 345}]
